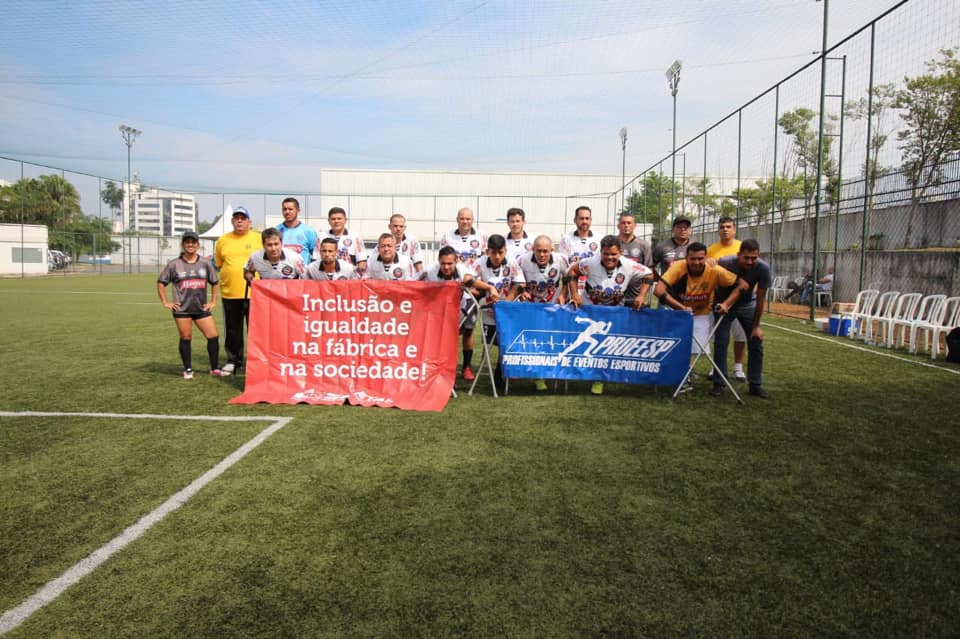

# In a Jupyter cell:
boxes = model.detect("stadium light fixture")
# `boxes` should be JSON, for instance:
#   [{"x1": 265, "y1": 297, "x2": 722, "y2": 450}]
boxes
[{"x1": 665, "y1": 60, "x2": 682, "y2": 220}]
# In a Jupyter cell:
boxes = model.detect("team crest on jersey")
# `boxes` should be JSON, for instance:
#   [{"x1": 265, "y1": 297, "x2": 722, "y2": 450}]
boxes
[
  {"x1": 343, "y1": 238, "x2": 352, "y2": 247},
  {"x1": 615, "y1": 273, "x2": 626, "y2": 285},
  {"x1": 548, "y1": 267, "x2": 558, "y2": 278},
  {"x1": 393, "y1": 267, "x2": 404, "y2": 279},
  {"x1": 281, "y1": 265, "x2": 294, "y2": 276},
  {"x1": 470, "y1": 239, "x2": 479, "y2": 249},
  {"x1": 631, "y1": 248, "x2": 639, "y2": 256},
  {"x1": 589, "y1": 242, "x2": 598, "y2": 251},
  {"x1": 401, "y1": 242, "x2": 408, "y2": 252}
]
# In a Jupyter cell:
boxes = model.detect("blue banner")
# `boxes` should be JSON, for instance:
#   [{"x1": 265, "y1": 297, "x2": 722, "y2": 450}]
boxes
[{"x1": 493, "y1": 303, "x2": 693, "y2": 386}]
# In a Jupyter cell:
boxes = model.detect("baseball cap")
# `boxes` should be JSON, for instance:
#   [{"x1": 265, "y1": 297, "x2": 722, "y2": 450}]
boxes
[
  {"x1": 232, "y1": 206, "x2": 251, "y2": 219},
  {"x1": 182, "y1": 230, "x2": 200, "y2": 242},
  {"x1": 672, "y1": 215, "x2": 692, "y2": 227}
]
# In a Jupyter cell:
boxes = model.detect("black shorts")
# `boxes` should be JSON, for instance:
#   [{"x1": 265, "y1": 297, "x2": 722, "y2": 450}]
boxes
[{"x1": 173, "y1": 310, "x2": 212, "y2": 320}]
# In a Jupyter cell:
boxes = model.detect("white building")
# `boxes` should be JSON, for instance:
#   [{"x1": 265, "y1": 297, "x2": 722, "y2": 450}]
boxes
[
  {"x1": 118, "y1": 177, "x2": 198, "y2": 235},
  {"x1": 262, "y1": 167, "x2": 624, "y2": 251},
  {"x1": 0, "y1": 223, "x2": 48, "y2": 275}
]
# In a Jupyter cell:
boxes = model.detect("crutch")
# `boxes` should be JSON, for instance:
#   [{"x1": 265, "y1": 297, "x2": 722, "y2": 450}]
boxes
[
  {"x1": 672, "y1": 311, "x2": 744, "y2": 404},
  {"x1": 468, "y1": 301, "x2": 499, "y2": 398}
]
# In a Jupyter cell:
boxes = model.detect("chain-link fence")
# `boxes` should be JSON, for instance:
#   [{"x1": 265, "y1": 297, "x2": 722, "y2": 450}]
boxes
[{"x1": 2, "y1": 0, "x2": 958, "y2": 305}]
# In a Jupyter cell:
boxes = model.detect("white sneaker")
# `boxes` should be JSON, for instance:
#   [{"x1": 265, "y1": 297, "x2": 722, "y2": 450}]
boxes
[
  {"x1": 734, "y1": 370, "x2": 747, "y2": 382},
  {"x1": 182, "y1": 369, "x2": 194, "y2": 380},
  {"x1": 221, "y1": 362, "x2": 235, "y2": 376}
]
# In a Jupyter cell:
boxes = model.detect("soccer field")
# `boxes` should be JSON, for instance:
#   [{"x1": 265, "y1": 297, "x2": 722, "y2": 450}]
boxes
[{"x1": 1, "y1": 274, "x2": 958, "y2": 637}]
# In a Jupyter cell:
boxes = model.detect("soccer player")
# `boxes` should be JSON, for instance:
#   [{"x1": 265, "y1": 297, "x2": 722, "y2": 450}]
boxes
[
  {"x1": 616, "y1": 211, "x2": 653, "y2": 267},
  {"x1": 305, "y1": 237, "x2": 358, "y2": 280},
  {"x1": 440, "y1": 207, "x2": 486, "y2": 275},
  {"x1": 323, "y1": 206, "x2": 368, "y2": 273},
  {"x1": 157, "y1": 231, "x2": 222, "y2": 379},
  {"x1": 515, "y1": 235, "x2": 569, "y2": 305},
  {"x1": 566, "y1": 235, "x2": 654, "y2": 394},
  {"x1": 276, "y1": 197, "x2": 318, "y2": 266},
  {"x1": 711, "y1": 239, "x2": 773, "y2": 399},
  {"x1": 505, "y1": 207, "x2": 535, "y2": 263},
  {"x1": 652, "y1": 215, "x2": 692, "y2": 276},
  {"x1": 243, "y1": 227, "x2": 305, "y2": 281},
  {"x1": 388, "y1": 213, "x2": 424, "y2": 273},
  {"x1": 214, "y1": 206, "x2": 262, "y2": 376},
  {"x1": 707, "y1": 216, "x2": 747, "y2": 381},
  {"x1": 421, "y1": 245, "x2": 500, "y2": 381},
  {"x1": 655, "y1": 242, "x2": 741, "y2": 392},
  {"x1": 560, "y1": 205, "x2": 598, "y2": 265},
  {"x1": 514, "y1": 235, "x2": 569, "y2": 392},
  {"x1": 475, "y1": 234, "x2": 523, "y2": 389},
  {"x1": 364, "y1": 233, "x2": 417, "y2": 280}
]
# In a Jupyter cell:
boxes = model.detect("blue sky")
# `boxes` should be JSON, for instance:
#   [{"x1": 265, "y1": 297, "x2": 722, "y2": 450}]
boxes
[{"x1": 0, "y1": 0, "x2": 947, "y2": 212}]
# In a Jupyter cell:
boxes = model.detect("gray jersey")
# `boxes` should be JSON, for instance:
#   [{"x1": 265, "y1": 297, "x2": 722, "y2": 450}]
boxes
[
  {"x1": 364, "y1": 254, "x2": 416, "y2": 281},
  {"x1": 305, "y1": 259, "x2": 357, "y2": 281},
  {"x1": 652, "y1": 238, "x2": 690, "y2": 275},
  {"x1": 716, "y1": 255, "x2": 773, "y2": 306},
  {"x1": 158, "y1": 255, "x2": 218, "y2": 314},
  {"x1": 618, "y1": 236, "x2": 653, "y2": 268},
  {"x1": 245, "y1": 249, "x2": 305, "y2": 280}
]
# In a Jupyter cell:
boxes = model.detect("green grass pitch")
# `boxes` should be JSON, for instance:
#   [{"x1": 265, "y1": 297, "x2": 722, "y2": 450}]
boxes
[{"x1": 1, "y1": 273, "x2": 958, "y2": 637}]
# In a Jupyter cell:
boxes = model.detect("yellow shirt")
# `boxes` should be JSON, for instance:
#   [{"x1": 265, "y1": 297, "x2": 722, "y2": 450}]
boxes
[
  {"x1": 660, "y1": 261, "x2": 738, "y2": 316},
  {"x1": 215, "y1": 231, "x2": 262, "y2": 299},
  {"x1": 707, "y1": 239, "x2": 741, "y2": 260}
]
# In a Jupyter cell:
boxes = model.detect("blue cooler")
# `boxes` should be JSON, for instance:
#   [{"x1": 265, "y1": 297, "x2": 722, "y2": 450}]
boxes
[{"x1": 828, "y1": 313, "x2": 852, "y2": 336}]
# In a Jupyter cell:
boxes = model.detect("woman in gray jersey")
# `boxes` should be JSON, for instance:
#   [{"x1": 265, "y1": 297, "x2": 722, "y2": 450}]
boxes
[{"x1": 157, "y1": 231, "x2": 222, "y2": 379}]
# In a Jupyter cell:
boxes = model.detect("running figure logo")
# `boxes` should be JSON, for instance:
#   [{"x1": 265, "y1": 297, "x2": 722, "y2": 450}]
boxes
[{"x1": 558, "y1": 316, "x2": 613, "y2": 358}]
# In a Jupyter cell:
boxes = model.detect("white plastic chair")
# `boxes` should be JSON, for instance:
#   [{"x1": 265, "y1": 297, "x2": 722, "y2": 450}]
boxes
[
  {"x1": 909, "y1": 296, "x2": 953, "y2": 354},
  {"x1": 926, "y1": 297, "x2": 960, "y2": 359},
  {"x1": 891, "y1": 294, "x2": 945, "y2": 350},
  {"x1": 768, "y1": 276, "x2": 787, "y2": 303},
  {"x1": 816, "y1": 288, "x2": 833, "y2": 307},
  {"x1": 880, "y1": 293, "x2": 921, "y2": 348},
  {"x1": 863, "y1": 291, "x2": 899, "y2": 345},
  {"x1": 844, "y1": 289, "x2": 879, "y2": 340}
]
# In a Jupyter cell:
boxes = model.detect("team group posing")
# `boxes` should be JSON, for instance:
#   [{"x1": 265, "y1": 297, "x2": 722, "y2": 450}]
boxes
[{"x1": 158, "y1": 197, "x2": 772, "y2": 399}]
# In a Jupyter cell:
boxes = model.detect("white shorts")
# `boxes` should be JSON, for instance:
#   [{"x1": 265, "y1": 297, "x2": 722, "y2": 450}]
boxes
[
  {"x1": 731, "y1": 317, "x2": 746, "y2": 342},
  {"x1": 692, "y1": 314, "x2": 712, "y2": 355}
]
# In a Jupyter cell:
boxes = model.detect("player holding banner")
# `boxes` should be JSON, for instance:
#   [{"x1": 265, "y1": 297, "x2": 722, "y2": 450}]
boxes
[
  {"x1": 565, "y1": 234, "x2": 654, "y2": 394},
  {"x1": 513, "y1": 235, "x2": 568, "y2": 392},
  {"x1": 475, "y1": 234, "x2": 523, "y2": 390}
]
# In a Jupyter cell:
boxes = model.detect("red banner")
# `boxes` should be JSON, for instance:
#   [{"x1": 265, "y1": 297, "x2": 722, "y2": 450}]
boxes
[{"x1": 230, "y1": 280, "x2": 462, "y2": 411}]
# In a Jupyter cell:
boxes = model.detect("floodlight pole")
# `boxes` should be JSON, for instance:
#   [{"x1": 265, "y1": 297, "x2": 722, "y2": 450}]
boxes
[
  {"x1": 119, "y1": 124, "x2": 141, "y2": 273},
  {"x1": 812, "y1": 0, "x2": 828, "y2": 321},
  {"x1": 619, "y1": 127, "x2": 628, "y2": 215},
  {"x1": 666, "y1": 60, "x2": 682, "y2": 221}
]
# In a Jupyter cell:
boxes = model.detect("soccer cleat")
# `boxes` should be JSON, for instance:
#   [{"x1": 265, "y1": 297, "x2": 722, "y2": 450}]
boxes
[
  {"x1": 709, "y1": 384, "x2": 724, "y2": 397},
  {"x1": 182, "y1": 369, "x2": 194, "y2": 380},
  {"x1": 749, "y1": 384, "x2": 770, "y2": 399},
  {"x1": 734, "y1": 370, "x2": 747, "y2": 382},
  {"x1": 590, "y1": 382, "x2": 604, "y2": 395},
  {"x1": 221, "y1": 362, "x2": 235, "y2": 376},
  {"x1": 462, "y1": 367, "x2": 475, "y2": 381},
  {"x1": 209, "y1": 369, "x2": 223, "y2": 377},
  {"x1": 534, "y1": 378, "x2": 548, "y2": 392}
]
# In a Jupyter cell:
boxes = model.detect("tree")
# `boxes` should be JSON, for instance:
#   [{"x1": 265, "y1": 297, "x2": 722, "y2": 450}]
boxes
[
  {"x1": 778, "y1": 108, "x2": 838, "y2": 251},
  {"x1": 51, "y1": 215, "x2": 121, "y2": 257},
  {"x1": 895, "y1": 48, "x2": 960, "y2": 248},
  {"x1": 685, "y1": 177, "x2": 716, "y2": 218},
  {"x1": 101, "y1": 180, "x2": 124, "y2": 222},
  {"x1": 845, "y1": 83, "x2": 897, "y2": 239},
  {"x1": 623, "y1": 172, "x2": 677, "y2": 239},
  {"x1": 0, "y1": 174, "x2": 82, "y2": 228},
  {"x1": 197, "y1": 220, "x2": 214, "y2": 234}
]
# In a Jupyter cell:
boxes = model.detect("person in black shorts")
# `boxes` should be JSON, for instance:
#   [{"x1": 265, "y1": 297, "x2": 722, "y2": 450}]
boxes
[{"x1": 157, "y1": 231, "x2": 222, "y2": 379}]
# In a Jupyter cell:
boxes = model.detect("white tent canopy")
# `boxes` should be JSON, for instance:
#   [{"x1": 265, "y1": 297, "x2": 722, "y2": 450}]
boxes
[{"x1": 199, "y1": 203, "x2": 235, "y2": 239}]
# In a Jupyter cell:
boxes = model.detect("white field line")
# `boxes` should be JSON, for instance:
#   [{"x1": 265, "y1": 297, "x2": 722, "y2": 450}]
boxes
[
  {"x1": 0, "y1": 290, "x2": 148, "y2": 296},
  {"x1": 765, "y1": 323, "x2": 960, "y2": 376},
  {"x1": 0, "y1": 412, "x2": 293, "y2": 636}
]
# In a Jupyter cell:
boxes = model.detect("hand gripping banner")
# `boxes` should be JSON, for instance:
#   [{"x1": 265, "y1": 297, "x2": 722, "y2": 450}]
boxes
[
  {"x1": 231, "y1": 280, "x2": 462, "y2": 411},
  {"x1": 494, "y1": 302, "x2": 693, "y2": 386}
]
